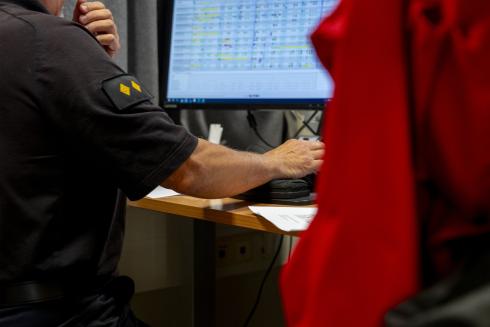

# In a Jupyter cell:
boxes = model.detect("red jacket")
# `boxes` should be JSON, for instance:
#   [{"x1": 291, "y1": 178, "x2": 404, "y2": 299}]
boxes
[{"x1": 281, "y1": 0, "x2": 490, "y2": 326}]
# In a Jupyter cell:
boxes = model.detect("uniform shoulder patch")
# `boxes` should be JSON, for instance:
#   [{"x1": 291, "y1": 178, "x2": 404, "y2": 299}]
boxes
[{"x1": 102, "y1": 74, "x2": 153, "y2": 111}]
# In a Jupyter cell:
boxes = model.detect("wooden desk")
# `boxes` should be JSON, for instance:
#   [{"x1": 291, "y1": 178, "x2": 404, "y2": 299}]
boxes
[
  {"x1": 128, "y1": 195, "x2": 307, "y2": 327},
  {"x1": 129, "y1": 195, "x2": 301, "y2": 237}
]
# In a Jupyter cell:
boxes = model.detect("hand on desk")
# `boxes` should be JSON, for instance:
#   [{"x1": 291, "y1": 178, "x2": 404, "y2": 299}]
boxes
[
  {"x1": 264, "y1": 139, "x2": 324, "y2": 179},
  {"x1": 162, "y1": 138, "x2": 324, "y2": 199}
]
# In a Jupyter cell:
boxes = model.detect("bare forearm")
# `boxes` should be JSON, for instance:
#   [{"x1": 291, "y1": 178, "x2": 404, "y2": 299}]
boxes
[
  {"x1": 163, "y1": 139, "x2": 277, "y2": 198},
  {"x1": 162, "y1": 138, "x2": 324, "y2": 199}
]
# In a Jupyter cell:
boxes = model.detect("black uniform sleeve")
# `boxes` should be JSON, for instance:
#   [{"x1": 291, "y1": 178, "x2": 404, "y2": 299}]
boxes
[{"x1": 33, "y1": 20, "x2": 197, "y2": 200}]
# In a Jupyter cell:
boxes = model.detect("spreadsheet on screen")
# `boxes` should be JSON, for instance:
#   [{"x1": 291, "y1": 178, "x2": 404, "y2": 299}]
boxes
[{"x1": 165, "y1": 0, "x2": 339, "y2": 105}]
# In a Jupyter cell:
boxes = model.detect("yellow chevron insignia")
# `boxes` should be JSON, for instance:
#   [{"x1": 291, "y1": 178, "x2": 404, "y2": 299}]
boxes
[
  {"x1": 131, "y1": 81, "x2": 142, "y2": 92},
  {"x1": 103, "y1": 75, "x2": 152, "y2": 111},
  {"x1": 120, "y1": 83, "x2": 131, "y2": 96}
]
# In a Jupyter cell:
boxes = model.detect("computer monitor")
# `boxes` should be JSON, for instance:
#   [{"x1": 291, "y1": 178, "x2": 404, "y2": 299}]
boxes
[{"x1": 159, "y1": 0, "x2": 338, "y2": 110}]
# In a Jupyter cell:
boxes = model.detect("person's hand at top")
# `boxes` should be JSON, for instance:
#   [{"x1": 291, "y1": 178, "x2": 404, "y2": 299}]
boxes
[
  {"x1": 264, "y1": 139, "x2": 325, "y2": 179},
  {"x1": 72, "y1": 0, "x2": 121, "y2": 58}
]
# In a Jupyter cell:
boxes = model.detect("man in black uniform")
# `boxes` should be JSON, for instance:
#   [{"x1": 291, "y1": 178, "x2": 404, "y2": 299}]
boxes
[{"x1": 0, "y1": 0, "x2": 324, "y2": 326}]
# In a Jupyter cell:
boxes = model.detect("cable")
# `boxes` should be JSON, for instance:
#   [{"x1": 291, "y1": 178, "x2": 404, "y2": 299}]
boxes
[
  {"x1": 292, "y1": 110, "x2": 321, "y2": 139},
  {"x1": 246, "y1": 110, "x2": 275, "y2": 149},
  {"x1": 242, "y1": 235, "x2": 284, "y2": 327}
]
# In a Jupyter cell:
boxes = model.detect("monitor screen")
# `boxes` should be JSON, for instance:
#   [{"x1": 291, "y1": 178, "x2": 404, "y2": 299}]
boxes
[{"x1": 161, "y1": 0, "x2": 338, "y2": 109}]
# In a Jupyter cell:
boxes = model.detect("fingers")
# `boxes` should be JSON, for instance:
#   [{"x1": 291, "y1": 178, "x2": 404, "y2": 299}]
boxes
[
  {"x1": 88, "y1": 19, "x2": 120, "y2": 54},
  {"x1": 304, "y1": 140, "x2": 325, "y2": 150},
  {"x1": 79, "y1": 8, "x2": 113, "y2": 25},
  {"x1": 309, "y1": 142, "x2": 325, "y2": 172},
  {"x1": 311, "y1": 159, "x2": 323, "y2": 172},
  {"x1": 79, "y1": 1, "x2": 107, "y2": 13},
  {"x1": 72, "y1": 0, "x2": 87, "y2": 22},
  {"x1": 96, "y1": 33, "x2": 116, "y2": 47},
  {"x1": 300, "y1": 140, "x2": 325, "y2": 174},
  {"x1": 264, "y1": 138, "x2": 325, "y2": 178},
  {"x1": 286, "y1": 139, "x2": 324, "y2": 149},
  {"x1": 85, "y1": 19, "x2": 116, "y2": 35},
  {"x1": 311, "y1": 148, "x2": 325, "y2": 160},
  {"x1": 73, "y1": 1, "x2": 121, "y2": 57}
]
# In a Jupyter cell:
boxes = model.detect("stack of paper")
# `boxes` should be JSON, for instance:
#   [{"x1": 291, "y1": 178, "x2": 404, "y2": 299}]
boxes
[{"x1": 249, "y1": 206, "x2": 317, "y2": 232}]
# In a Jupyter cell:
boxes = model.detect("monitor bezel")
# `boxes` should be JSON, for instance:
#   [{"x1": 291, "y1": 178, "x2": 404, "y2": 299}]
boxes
[{"x1": 158, "y1": 0, "x2": 329, "y2": 110}]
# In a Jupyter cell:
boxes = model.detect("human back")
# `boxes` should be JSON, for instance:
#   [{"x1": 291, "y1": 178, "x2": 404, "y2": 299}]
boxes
[{"x1": 0, "y1": 0, "x2": 126, "y2": 285}]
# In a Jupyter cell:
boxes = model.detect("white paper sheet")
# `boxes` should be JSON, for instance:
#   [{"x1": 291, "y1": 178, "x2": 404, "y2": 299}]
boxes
[
  {"x1": 249, "y1": 206, "x2": 317, "y2": 231},
  {"x1": 146, "y1": 186, "x2": 180, "y2": 199}
]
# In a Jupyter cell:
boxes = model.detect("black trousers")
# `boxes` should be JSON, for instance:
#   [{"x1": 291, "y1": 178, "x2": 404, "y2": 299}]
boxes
[{"x1": 0, "y1": 276, "x2": 149, "y2": 327}]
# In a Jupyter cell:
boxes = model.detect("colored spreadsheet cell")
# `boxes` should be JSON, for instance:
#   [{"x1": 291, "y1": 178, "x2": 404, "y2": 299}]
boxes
[{"x1": 170, "y1": 0, "x2": 338, "y2": 72}]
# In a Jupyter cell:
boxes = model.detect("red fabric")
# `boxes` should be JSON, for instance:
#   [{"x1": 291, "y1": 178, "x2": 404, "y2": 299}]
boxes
[
  {"x1": 409, "y1": 0, "x2": 490, "y2": 277},
  {"x1": 281, "y1": 0, "x2": 490, "y2": 326},
  {"x1": 281, "y1": 1, "x2": 419, "y2": 326}
]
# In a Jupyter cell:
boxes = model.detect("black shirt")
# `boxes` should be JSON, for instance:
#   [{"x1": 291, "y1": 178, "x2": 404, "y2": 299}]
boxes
[{"x1": 0, "y1": 0, "x2": 197, "y2": 283}]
